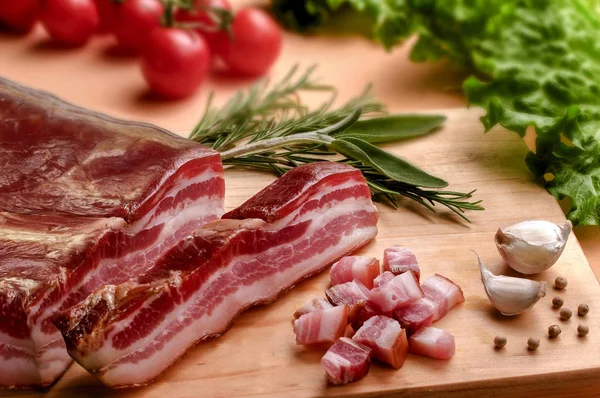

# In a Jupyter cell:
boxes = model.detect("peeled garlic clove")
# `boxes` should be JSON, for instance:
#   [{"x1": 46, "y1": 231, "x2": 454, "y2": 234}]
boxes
[
  {"x1": 475, "y1": 252, "x2": 546, "y2": 316},
  {"x1": 495, "y1": 220, "x2": 572, "y2": 275}
]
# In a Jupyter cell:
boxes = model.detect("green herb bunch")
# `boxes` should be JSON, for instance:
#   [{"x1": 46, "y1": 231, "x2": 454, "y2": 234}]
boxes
[{"x1": 189, "y1": 66, "x2": 482, "y2": 221}]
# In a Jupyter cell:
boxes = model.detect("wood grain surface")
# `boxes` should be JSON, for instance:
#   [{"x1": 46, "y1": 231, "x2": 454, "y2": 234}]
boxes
[
  {"x1": 1, "y1": 3, "x2": 600, "y2": 395},
  {"x1": 2, "y1": 108, "x2": 599, "y2": 397}
]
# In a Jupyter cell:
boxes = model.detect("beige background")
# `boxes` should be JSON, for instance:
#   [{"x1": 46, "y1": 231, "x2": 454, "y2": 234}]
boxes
[{"x1": 0, "y1": 16, "x2": 597, "y2": 280}]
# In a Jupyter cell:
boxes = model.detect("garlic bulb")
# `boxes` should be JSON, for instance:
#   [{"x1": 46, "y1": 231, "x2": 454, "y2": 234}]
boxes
[
  {"x1": 475, "y1": 252, "x2": 547, "y2": 316},
  {"x1": 495, "y1": 220, "x2": 572, "y2": 275}
]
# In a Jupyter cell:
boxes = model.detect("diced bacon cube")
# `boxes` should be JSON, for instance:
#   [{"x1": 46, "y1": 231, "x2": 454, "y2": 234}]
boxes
[
  {"x1": 326, "y1": 280, "x2": 370, "y2": 318},
  {"x1": 368, "y1": 271, "x2": 423, "y2": 313},
  {"x1": 321, "y1": 337, "x2": 372, "y2": 385},
  {"x1": 393, "y1": 298, "x2": 435, "y2": 334},
  {"x1": 422, "y1": 286, "x2": 448, "y2": 321},
  {"x1": 293, "y1": 298, "x2": 334, "y2": 319},
  {"x1": 293, "y1": 305, "x2": 349, "y2": 345},
  {"x1": 383, "y1": 247, "x2": 420, "y2": 281},
  {"x1": 426, "y1": 274, "x2": 465, "y2": 309},
  {"x1": 421, "y1": 274, "x2": 465, "y2": 321},
  {"x1": 373, "y1": 271, "x2": 395, "y2": 288},
  {"x1": 330, "y1": 256, "x2": 380, "y2": 289},
  {"x1": 352, "y1": 316, "x2": 408, "y2": 369},
  {"x1": 408, "y1": 327, "x2": 455, "y2": 360},
  {"x1": 350, "y1": 303, "x2": 387, "y2": 331}
]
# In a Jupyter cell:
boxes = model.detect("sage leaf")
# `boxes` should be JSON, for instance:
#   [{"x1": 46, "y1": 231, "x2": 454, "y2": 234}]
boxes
[
  {"x1": 333, "y1": 114, "x2": 446, "y2": 143},
  {"x1": 330, "y1": 137, "x2": 448, "y2": 188}
]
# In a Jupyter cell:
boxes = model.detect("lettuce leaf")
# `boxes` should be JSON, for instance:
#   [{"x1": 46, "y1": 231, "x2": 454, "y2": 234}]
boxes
[
  {"x1": 272, "y1": 0, "x2": 600, "y2": 226},
  {"x1": 272, "y1": 0, "x2": 415, "y2": 48},
  {"x1": 464, "y1": 0, "x2": 600, "y2": 226}
]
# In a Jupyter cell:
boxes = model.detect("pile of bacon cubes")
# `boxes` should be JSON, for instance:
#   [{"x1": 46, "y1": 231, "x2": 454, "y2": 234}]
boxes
[{"x1": 292, "y1": 247, "x2": 464, "y2": 385}]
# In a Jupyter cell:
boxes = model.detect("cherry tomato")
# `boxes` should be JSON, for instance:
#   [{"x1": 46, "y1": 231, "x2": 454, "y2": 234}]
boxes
[
  {"x1": 0, "y1": 0, "x2": 41, "y2": 33},
  {"x1": 175, "y1": 0, "x2": 231, "y2": 52},
  {"x1": 141, "y1": 27, "x2": 211, "y2": 99},
  {"x1": 40, "y1": 0, "x2": 99, "y2": 46},
  {"x1": 214, "y1": 8, "x2": 282, "y2": 76},
  {"x1": 94, "y1": 0, "x2": 117, "y2": 34},
  {"x1": 114, "y1": 0, "x2": 163, "y2": 53}
]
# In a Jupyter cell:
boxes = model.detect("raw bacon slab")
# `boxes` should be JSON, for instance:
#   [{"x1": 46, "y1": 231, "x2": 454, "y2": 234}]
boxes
[
  {"x1": 368, "y1": 271, "x2": 423, "y2": 313},
  {"x1": 0, "y1": 77, "x2": 224, "y2": 388},
  {"x1": 408, "y1": 327, "x2": 456, "y2": 360},
  {"x1": 330, "y1": 256, "x2": 380, "y2": 289},
  {"x1": 382, "y1": 247, "x2": 420, "y2": 281},
  {"x1": 53, "y1": 162, "x2": 379, "y2": 388},
  {"x1": 352, "y1": 315, "x2": 408, "y2": 369},
  {"x1": 321, "y1": 337, "x2": 372, "y2": 385},
  {"x1": 422, "y1": 274, "x2": 465, "y2": 321},
  {"x1": 293, "y1": 298, "x2": 333, "y2": 319},
  {"x1": 294, "y1": 305, "x2": 348, "y2": 345}
]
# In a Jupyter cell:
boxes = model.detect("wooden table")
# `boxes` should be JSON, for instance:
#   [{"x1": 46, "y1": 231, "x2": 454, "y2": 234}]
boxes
[{"x1": 1, "y1": 12, "x2": 600, "y2": 397}]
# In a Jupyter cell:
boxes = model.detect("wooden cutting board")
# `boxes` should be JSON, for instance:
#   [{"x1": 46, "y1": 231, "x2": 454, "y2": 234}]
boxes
[{"x1": 3, "y1": 108, "x2": 600, "y2": 398}]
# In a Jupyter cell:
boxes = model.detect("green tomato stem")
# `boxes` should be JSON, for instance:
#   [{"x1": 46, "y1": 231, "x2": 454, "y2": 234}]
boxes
[{"x1": 162, "y1": 0, "x2": 176, "y2": 27}]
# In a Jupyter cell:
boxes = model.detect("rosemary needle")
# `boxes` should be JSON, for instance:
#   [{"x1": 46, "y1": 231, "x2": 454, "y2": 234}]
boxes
[{"x1": 189, "y1": 65, "x2": 484, "y2": 221}]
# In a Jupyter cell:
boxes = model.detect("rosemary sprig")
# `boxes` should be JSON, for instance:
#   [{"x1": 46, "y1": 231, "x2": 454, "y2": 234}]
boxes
[
  {"x1": 189, "y1": 65, "x2": 384, "y2": 150},
  {"x1": 189, "y1": 65, "x2": 484, "y2": 221}
]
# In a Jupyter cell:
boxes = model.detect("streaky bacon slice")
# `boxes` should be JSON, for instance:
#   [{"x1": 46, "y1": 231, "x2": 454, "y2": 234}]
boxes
[
  {"x1": 368, "y1": 271, "x2": 423, "y2": 313},
  {"x1": 382, "y1": 247, "x2": 420, "y2": 281},
  {"x1": 293, "y1": 298, "x2": 333, "y2": 319},
  {"x1": 421, "y1": 274, "x2": 465, "y2": 321},
  {"x1": 321, "y1": 337, "x2": 372, "y2": 385},
  {"x1": 329, "y1": 256, "x2": 380, "y2": 289},
  {"x1": 352, "y1": 315, "x2": 408, "y2": 369},
  {"x1": 392, "y1": 298, "x2": 435, "y2": 334},
  {"x1": 408, "y1": 327, "x2": 455, "y2": 360},
  {"x1": 0, "y1": 77, "x2": 224, "y2": 388},
  {"x1": 53, "y1": 162, "x2": 379, "y2": 388},
  {"x1": 325, "y1": 280, "x2": 370, "y2": 319},
  {"x1": 294, "y1": 305, "x2": 348, "y2": 345}
]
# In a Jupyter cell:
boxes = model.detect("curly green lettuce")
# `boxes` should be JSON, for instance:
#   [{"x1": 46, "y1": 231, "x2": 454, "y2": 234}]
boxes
[{"x1": 272, "y1": 0, "x2": 600, "y2": 226}]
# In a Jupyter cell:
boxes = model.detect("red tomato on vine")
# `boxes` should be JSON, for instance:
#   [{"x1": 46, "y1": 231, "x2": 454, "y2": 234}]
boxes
[
  {"x1": 175, "y1": 0, "x2": 231, "y2": 52},
  {"x1": 141, "y1": 27, "x2": 211, "y2": 99},
  {"x1": 40, "y1": 0, "x2": 99, "y2": 46},
  {"x1": 0, "y1": 0, "x2": 41, "y2": 33},
  {"x1": 214, "y1": 8, "x2": 282, "y2": 76},
  {"x1": 113, "y1": 0, "x2": 164, "y2": 52}
]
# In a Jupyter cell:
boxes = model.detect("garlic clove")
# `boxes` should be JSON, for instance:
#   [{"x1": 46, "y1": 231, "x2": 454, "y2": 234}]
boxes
[
  {"x1": 474, "y1": 252, "x2": 546, "y2": 316},
  {"x1": 495, "y1": 220, "x2": 572, "y2": 275}
]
